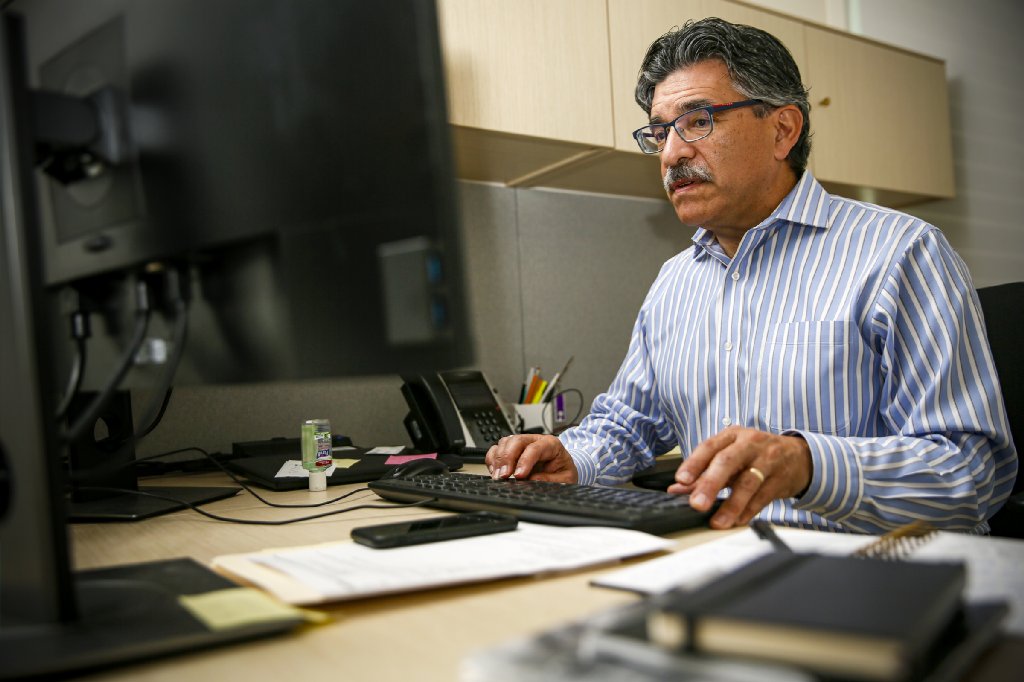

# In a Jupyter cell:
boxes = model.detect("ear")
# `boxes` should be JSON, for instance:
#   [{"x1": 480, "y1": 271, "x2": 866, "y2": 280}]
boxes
[{"x1": 772, "y1": 105, "x2": 803, "y2": 162}]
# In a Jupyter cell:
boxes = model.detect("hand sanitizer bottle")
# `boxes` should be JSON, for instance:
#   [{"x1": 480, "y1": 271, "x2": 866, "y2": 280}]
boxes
[{"x1": 301, "y1": 418, "x2": 332, "y2": 491}]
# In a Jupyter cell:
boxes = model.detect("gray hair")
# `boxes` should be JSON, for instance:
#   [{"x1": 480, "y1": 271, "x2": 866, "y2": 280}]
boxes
[{"x1": 635, "y1": 17, "x2": 811, "y2": 176}]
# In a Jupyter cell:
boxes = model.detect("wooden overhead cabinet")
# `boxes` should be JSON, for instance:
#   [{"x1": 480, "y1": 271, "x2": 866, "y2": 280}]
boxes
[
  {"x1": 803, "y1": 23, "x2": 955, "y2": 206},
  {"x1": 437, "y1": 0, "x2": 615, "y2": 187},
  {"x1": 436, "y1": 0, "x2": 955, "y2": 207}
]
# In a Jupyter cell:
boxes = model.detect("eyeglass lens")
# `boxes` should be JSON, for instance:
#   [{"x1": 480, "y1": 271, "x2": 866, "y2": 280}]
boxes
[{"x1": 639, "y1": 108, "x2": 713, "y2": 153}]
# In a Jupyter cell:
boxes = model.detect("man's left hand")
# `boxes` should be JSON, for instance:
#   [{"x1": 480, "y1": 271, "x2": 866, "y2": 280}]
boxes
[{"x1": 667, "y1": 426, "x2": 812, "y2": 529}]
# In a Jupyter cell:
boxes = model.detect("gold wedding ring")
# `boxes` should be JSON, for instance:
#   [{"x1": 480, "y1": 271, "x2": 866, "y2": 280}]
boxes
[{"x1": 748, "y1": 466, "x2": 766, "y2": 484}]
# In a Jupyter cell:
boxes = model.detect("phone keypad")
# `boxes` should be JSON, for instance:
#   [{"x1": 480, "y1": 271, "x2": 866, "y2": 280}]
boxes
[{"x1": 470, "y1": 409, "x2": 510, "y2": 446}]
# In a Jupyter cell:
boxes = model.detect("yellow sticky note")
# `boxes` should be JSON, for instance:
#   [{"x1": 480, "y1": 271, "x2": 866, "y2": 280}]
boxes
[
  {"x1": 333, "y1": 458, "x2": 360, "y2": 469},
  {"x1": 178, "y1": 587, "x2": 328, "y2": 631}
]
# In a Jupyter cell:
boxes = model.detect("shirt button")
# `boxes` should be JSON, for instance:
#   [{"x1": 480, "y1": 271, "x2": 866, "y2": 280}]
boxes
[
  {"x1": 723, "y1": 341, "x2": 733, "y2": 351},
  {"x1": 722, "y1": 417, "x2": 732, "y2": 426},
  {"x1": 731, "y1": 272, "x2": 741, "y2": 281}
]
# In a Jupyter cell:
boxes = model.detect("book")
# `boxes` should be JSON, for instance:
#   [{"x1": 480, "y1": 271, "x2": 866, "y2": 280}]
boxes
[
  {"x1": 462, "y1": 595, "x2": 1006, "y2": 682},
  {"x1": 592, "y1": 524, "x2": 1024, "y2": 637},
  {"x1": 644, "y1": 552, "x2": 968, "y2": 682}
]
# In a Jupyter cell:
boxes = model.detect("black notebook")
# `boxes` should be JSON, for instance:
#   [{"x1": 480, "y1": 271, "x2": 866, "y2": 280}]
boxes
[{"x1": 644, "y1": 552, "x2": 971, "y2": 682}]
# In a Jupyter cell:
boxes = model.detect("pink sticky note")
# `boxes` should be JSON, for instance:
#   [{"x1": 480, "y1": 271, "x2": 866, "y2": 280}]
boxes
[{"x1": 385, "y1": 453, "x2": 438, "y2": 465}]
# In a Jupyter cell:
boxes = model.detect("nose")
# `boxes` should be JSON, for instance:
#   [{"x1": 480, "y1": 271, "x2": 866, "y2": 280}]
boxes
[{"x1": 660, "y1": 127, "x2": 696, "y2": 168}]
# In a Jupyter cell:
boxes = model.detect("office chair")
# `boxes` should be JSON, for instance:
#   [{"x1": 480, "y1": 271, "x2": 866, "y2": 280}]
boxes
[{"x1": 977, "y1": 282, "x2": 1024, "y2": 538}]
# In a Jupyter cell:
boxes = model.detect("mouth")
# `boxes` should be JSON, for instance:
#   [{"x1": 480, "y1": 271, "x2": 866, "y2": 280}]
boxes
[{"x1": 669, "y1": 178, "x2": 704, "y2": 194}]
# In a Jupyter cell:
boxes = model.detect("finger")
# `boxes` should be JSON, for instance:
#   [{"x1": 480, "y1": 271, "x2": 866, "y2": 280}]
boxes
[
  {"x1": 485, "y1": 443, "x2": 500, "y2": 473},
  {"x1": 736, "y1": 482, "x2": 777, "y2": 526},
  {"x1": 525, "y1": 448, "x2": 578, "y2": 483},
  {"x1": 671, "y1": 462, "x2": 696, "y2": 493},
  {"x1": 489, "y1": 435, "x2": 529, "y2": 479},
  {"x1": 511, "y1": 436, "x2": 559, "y2": 478},
  {"x1": 677, "y1": 428, "x2": 738, "y2": 486},
  {"x1": 687, "y1": 439, "x2": 752, "y2": 511},
  {"x1": 709, "y1": 466, "x2": 767, "y2": 529}
]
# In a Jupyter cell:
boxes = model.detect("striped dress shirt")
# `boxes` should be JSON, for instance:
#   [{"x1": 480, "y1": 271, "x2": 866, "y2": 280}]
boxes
[{"x1": 560, "y1": 172, "x2": 1017, "y2": 534}]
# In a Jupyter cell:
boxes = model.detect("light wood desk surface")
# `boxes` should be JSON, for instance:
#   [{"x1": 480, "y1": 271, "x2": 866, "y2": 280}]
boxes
[
  {"x1": 69, "y1": 464, "x2": 713, "y2": 681},
  {"x1": 70, "y1": 465, "x2": 1019, "y2": 682}
]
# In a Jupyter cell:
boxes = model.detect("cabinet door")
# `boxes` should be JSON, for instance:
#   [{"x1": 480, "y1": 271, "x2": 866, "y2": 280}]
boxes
[
  {"x1": 607, "y1": 0, "x2": 807, "y2": 155},
  {"x1": 438, "y1": 0, "x2": 613, "y2": 147},
  {"x1": 709, "y1": 1, "x2": 808, "y2": 93},
  {"x1": 804, "y1": 25, "x2": 954, "y2": 200},
  {"x1": 608, "y1": 0, "x2": 703, "y2": 154}
]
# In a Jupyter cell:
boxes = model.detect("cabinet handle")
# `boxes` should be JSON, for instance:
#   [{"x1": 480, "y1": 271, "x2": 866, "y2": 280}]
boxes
[{"x1": 818, "y1": 96, "x2": 831, "y2": 107}]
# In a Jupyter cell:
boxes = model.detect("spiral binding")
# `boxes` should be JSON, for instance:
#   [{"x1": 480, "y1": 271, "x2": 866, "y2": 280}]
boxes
[{"x1": 852, "y1": 520, "x2": 936, "y2": 560}]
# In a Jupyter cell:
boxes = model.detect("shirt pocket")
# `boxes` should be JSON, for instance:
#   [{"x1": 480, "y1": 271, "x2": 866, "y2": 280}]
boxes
[{"x1": 753, "y1": 321, "x2": 866, "y2": 437}]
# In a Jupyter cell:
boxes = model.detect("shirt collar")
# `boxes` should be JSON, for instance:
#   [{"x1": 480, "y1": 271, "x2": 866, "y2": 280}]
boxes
[{"x1": 691, "y1": 171, "x2": 830, "y2": 260}]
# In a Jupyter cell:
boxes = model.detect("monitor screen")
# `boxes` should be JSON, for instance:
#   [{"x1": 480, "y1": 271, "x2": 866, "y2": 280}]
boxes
[
  {"x1": 0, "y1": 0, "x2": 471, "y2": 675},
  {"x1": 34, "y1": 0, "x2": 470, "y2": 386}
]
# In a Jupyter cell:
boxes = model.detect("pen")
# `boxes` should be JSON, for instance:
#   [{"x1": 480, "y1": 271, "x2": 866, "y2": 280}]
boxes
[
  {"x1": 751, "y1": 520, "x2": 791, "y2": 553},
  {"x1": 541, "y1": 355, "x2": 574, "y2": 403},
  {"x1": 537, "y1": 380, "x2": 550, "y2": 404},
  {"x1": 519, "y1": 367, "x2": 537, "y2": 403},
  {"x1": 524, "y1": 371, "x2": 545, "y2": 404}
]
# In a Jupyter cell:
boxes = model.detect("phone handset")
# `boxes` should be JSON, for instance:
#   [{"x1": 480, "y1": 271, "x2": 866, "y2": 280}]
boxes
[
  {"x1": 399, "y1": 370, "x2": 515, "y2": 457},
  {"x1": 400, "y1": 373, "x2": 466, "y2": 454}
]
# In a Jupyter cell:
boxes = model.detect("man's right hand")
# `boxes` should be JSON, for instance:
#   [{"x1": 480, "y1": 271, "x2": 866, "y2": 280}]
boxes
[{"x1": 485, "y1": 434, "x2": 578, "y2": 483}]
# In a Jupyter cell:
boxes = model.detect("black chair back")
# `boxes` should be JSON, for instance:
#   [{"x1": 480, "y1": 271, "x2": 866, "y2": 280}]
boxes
[
  {"x1": 976, "y1": 283, "x2": 1023, "y2": 493},
  {"x1": 977, "y1": 282, "x2": 1023, "y2": 536}
]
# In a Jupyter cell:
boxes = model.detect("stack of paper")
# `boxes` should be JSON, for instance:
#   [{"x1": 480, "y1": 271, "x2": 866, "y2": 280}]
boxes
[{"x1": 212, "y1": 523, "x2": 672, "y2": 605}]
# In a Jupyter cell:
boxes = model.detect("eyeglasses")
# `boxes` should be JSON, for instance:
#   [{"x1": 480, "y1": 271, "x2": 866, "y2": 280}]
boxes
[{"x1": 632, "y1": 99, "x2": 763, "y2": 154}]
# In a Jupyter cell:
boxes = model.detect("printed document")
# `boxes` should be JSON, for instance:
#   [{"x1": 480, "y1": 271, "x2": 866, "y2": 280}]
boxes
[{"x1": 212, "y1": 523, "x2": 672, "y2": 605}]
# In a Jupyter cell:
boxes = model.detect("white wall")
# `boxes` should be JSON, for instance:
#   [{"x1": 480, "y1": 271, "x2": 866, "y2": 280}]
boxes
[
  {"x1": 747, "y1": 0, "x2": 1023, "y2": 286},
  {"x1": 848, "y1": 0, "x2": 1024, "y2": 286}
]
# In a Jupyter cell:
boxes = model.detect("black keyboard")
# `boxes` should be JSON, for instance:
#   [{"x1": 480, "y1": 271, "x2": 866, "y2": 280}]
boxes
[{"x1": 368, "y1": 473, "x2": 718, "y2": 535}]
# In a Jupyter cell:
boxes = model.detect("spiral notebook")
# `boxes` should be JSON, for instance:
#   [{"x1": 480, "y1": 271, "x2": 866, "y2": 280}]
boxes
[{"x1": 591, "y1": 524, "x2": 1024, "y2": 636}]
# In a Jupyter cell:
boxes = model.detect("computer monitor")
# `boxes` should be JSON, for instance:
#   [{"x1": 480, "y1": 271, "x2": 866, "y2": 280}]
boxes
[{"x1": 0, "y1": 0, "x2": 470, "y2": 676}]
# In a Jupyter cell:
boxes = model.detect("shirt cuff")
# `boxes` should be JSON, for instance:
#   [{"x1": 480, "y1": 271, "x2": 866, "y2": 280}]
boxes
[
  {"x1": 566, "y1": 448, "x2": 599, "y2": 486},
  {"x1": 784, "y1": 429, "x2": 863, "y2": 523}
]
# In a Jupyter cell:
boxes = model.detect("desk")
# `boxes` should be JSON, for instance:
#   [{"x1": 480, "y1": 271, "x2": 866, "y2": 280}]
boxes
[{"x1": 71, "y1": 465, "x2": 1020, "y2": 682}]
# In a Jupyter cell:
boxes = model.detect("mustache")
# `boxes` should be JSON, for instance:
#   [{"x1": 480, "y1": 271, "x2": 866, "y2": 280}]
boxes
[{"x1": 663, "y1": 163, "x2": 714, "y2": 194}]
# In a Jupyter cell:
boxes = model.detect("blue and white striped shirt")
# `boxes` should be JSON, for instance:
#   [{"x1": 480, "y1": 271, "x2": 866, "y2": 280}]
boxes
[{"x1": 561, "y1": 172, "x2": 1017, "y2": 534}]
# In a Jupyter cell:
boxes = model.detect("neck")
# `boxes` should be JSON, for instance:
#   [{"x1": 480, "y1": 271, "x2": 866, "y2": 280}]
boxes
[{"x1": 714, "y1": 170, "x2": 799, "y2": 258}]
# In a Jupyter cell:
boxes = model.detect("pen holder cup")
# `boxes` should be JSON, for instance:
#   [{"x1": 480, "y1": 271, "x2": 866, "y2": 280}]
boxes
[{"x1": 514, "y1": 402, "x2": 555, "y2": 434}]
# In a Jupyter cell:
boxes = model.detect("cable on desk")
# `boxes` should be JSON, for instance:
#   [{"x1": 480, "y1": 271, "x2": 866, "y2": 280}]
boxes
[
  {"x1": 71, "y1": 445, "x2": 384, "y2": 509},
  {"x1": 76, "y1": 485, "x2": 436, "y2": 525},
  {"x1": 69, "y1": 445, "x2": 226, "y2": 481}
]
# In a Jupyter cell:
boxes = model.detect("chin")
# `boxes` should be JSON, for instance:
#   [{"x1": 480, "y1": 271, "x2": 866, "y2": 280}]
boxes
[{"x1": 671, "y1": 203, "x2": 707, "y2": 228}]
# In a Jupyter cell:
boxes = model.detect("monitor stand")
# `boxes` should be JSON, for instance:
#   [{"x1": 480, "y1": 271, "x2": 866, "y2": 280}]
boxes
[
  {"x1": 66, "y1": 390, "x2": 239, "y2": 522},
  {"x1": 69, "y1": 485, "x2": 241, "y2": 522}
]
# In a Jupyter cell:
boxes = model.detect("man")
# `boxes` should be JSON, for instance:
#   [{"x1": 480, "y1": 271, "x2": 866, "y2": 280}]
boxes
[{"x1": 486, "y1": 17, "x2": 1017, "y2": 534}]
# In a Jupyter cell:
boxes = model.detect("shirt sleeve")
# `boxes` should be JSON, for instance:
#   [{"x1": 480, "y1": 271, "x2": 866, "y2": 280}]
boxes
[
  {"x1": 792, "y1": 229, "x2": 1018, "y2": 532},
  {"x1": 559, "y1": 304, "x2": 678, "y2": 486}
]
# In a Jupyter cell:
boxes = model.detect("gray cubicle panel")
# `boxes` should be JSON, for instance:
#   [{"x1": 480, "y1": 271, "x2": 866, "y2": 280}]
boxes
[{"x1": 514, "y1": 185, "x2": 691, "y2": 418}]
